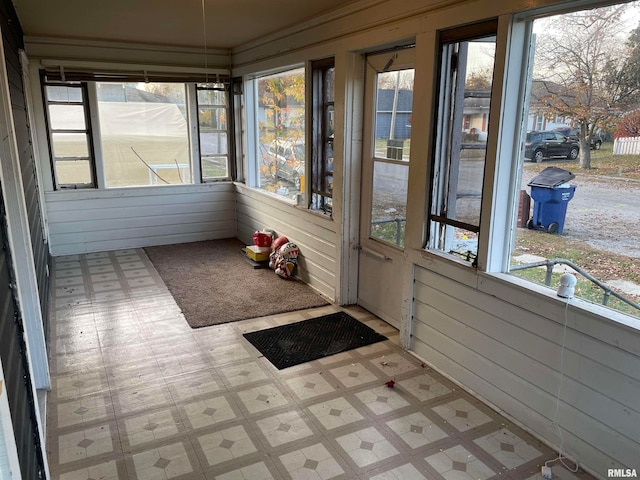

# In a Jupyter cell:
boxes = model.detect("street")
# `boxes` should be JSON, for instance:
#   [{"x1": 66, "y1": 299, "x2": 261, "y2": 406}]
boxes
[{"x1": 522, "y1": 169, "x2": 640, "y2": 258}]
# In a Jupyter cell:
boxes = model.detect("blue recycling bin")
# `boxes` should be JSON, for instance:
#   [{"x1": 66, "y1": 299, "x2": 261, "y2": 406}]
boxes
[{"x1": 527, "y1": 167, "x2": 576, "y2": 234}]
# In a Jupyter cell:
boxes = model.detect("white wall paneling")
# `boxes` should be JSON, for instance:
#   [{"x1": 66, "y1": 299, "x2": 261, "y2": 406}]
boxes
[
  {"x1": 235, "y1": 184, "x2": 337, "y2": 301},
  {"x1": 410, "y1": 265, "x2": 640, "y2": 473},
  {"x1": 46, "y1": 183, "x2": 236, "y2": 255}
]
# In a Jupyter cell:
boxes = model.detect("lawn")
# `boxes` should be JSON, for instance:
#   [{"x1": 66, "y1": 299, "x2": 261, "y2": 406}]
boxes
[
  {"x1": 517, "y1": 141, "x2": 640, "y2": 318},
  {"x1": 512, "y1": 229, "x2": 640, "y2": 317},
  {"x1": 524, "y1": 141, "x2": 640, "y2": 179}
]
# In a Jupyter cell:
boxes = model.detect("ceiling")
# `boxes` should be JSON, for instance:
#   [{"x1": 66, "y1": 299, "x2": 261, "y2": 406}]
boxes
[{"x1": 11, "y1": 0, "x2": 361, "y2": 50}]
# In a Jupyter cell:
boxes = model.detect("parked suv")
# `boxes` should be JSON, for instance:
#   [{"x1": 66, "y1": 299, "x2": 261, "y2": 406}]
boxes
[
  {"x1": 262, "y1": 139, "x2": 305, "y2": 188},
  {"x1": 524, "y1": 131, "x2": 580, "y2": 162},
  {"x1": 553, "y1": 126, "x2": 602, "y2": 150}
]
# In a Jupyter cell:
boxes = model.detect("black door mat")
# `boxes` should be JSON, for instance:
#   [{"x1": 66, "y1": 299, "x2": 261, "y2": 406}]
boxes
[{"x1": 243, "y1": 311, "x2": 388, "y2": 369}]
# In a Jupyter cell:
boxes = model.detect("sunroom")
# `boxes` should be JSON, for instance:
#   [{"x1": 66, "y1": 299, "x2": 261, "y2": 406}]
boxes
[{"x1": 0, "y1": 0, "x2": 638, "y2": 478}]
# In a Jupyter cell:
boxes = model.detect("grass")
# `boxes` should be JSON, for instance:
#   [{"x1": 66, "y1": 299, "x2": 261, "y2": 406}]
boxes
[
  {"x1": 517, "y1": 141, "x2": 640, "y2": 317},
  {"x1": 524, "y1": 142, "x2": 640, "y2": 179},
  {"x1": 512, "y1": 215, "x2": 640, "y2": 318}
]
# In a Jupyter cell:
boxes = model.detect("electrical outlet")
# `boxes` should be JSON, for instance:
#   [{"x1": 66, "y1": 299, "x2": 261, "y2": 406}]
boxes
[{"x1": 541, "y1": 466, "x2": 553, "y2": 480}]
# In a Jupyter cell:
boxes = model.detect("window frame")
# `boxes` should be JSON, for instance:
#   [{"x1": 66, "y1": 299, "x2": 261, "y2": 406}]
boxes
[
  {"x1": 41, "y1": 72, "x2": 232, "y2": 191},
  {"x1": 310, "y1": 58, "x2": 335, "y2": 215},
  {"x1": 427, "y1": 20, "x2": 499, "y2": 267},
  {"x1": 195, "y1": 82, "x2": 232, "y2": 182},
  {"x1": 247, "y1": 65, "x2": 306, "y2": 200},
  {"x1": 42, "y1": 79, "x2": 97, "y2": 189}
]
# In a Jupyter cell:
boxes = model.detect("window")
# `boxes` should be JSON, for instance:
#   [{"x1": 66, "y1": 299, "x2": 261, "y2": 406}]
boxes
[
  {"x1": 96, "y1": 82, "x2": 190, "y2": 187},
  {"x1": 43, "y1": 82, "x2": 95, "y2": 188},
  {"x1": 255, "y1": 67, "x2": 305, "y2": 198},
  {"x1": 311, "y1": 59, "x2": 335, "y2": 214},
  {"x1": 508, "y1": 2, "x2": 640, "y2": 319},
  {"x1": 197, "y1": 83, "x2": 230, "y2": 181},
  {"x1": 428, "y1": 23, "x2": 497, "y2": 264},
  {"x1": 42, "y1": 74, "x2": 230, "y2": 189}
]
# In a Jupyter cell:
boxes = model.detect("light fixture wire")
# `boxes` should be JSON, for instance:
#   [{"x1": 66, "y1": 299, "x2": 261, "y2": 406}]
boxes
[{"x1": 201, "y1": 0, "x2": 208, "y2": 84}]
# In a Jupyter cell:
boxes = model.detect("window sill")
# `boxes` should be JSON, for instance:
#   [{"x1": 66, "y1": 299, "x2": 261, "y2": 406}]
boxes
[
  {"x1": 235, "y1": 184, "x2": 334, "y2": 221},
  {"x1": 480, "y1": 271, "x2": 640, "y2": 336}
]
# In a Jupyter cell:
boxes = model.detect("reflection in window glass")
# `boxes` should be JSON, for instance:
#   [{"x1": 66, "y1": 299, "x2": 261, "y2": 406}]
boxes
[
  {"x1": 257, "y1": 68, "x2": 305, "y2": 198},
  {"x1": 429, "y1": 33, "x2": 496, "y2": 264},
  {"x1": 97, "y1": 82, "x2": 190, "y2": 188}
]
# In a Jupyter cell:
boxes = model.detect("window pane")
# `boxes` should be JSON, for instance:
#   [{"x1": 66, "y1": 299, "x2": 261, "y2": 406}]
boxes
[
  {"x1": 371, "y1": 161, "x2": 408, "y2": 247},
  {"x1": 374, "y1": 69, "x2": 414, "y2": 161},
  {"x1": 51, "y1": 132, "x2": 89, "y2": 159},
  {"x1": 197, "y1": 88, "x2": 225, "y2": 105},
  {"x1": 324, "y1": 68, "x2": 335, "y2": 102},
  {"x1": 197, "y1": 85, "x2": 229, "y2": 180},
  {"x1": 96, "y1": 82, "x2": 191, "y2": 188},
  {"x1": 257, "y1": 68, "x2": 305, "y2": 197},
  {"x1": 509, "y1": 5, "x2": 640, "y2": 319},
  {"x1": 55, "y1": 159, "x2": 92, "y2": 185},
  {"x1": 202, "y1": 156, "x2": 229, "y2": 178},
  {"x1": 428, "y1": 33, "x2": 496, "y2": 263},
  {"x1": 49, "y1": 104, "x2": 86, "y2": 130},
  {"x1": 199, "y1": 107, "x2": 227, "y2": 130},
  {"x1": 46, "y1": 85, "x2": 83, "y2": 102}
]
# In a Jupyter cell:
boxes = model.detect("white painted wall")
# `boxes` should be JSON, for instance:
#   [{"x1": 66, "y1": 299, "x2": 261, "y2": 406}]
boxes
[
  {"x1": 235, "y1": 184, "x2": 337, "y2": 301},
  {"x1": 45, "y1": 184, "x2": 236, "y2": 255}
]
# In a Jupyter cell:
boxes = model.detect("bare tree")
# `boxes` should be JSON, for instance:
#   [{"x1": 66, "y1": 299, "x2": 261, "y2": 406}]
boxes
[{"x1": 532, "y1": 4, "x2": 640, "y2": 168}]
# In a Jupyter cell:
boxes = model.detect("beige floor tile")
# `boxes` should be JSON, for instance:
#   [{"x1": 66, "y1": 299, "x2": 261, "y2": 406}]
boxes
[
  {"x1": 285, "y1": 371, "x2": 336, "y2": 400},
  {"x1": 278, "y1": 443, "x2": 345, "y2": 480},
  {"x1": 197, "y1": 425, "x2": 257, "y2": 467},
  {"x1": 58, "y1": 424, "x2": 115, "y2": 465},
  {"x1": 335, "y1": 426, "x2": 400, "y2": 468},
  {"x1": 255, "y1": 410, "x2": 314, "y2": 447},
  {"x1": 131, "y1": 441, "x2": 195, "y2": 479},
  {"x1": 474, "y1": 427, "x2": 543, "y2": 469},
  {"x1": 432, "y1": 398, "x2": 493, "y2": 432},
  {"x1": 181, "y1": 395, "x2": 237, "y2": 429},
  {"x1": 215, "y1": 461, "x2": 276, "y2": 480},
  {"x1": 307, "y1": 396, "x2": 365, "y2": 430},
  {"x1": 369, "y1": 463, "x2": 430, "y2": 480},
  {"x1": 425, "y1": 444, "x2": 495, "y2": 480},
  {"x1": 123, "y1": 409, "x2": 181, "y2": 446},
  {"x1": 385, "y1": 411, "x2": 449, "y2": 449},
  {"x1": 329, "y1": 362, "x2": 379, "y2": 389},
  {"x1": 235, "y1": 384, "x2": 290, "y2": 414},
  {"x1": 354, "y1": 385, "x2": 410, "y2": 416},
  {"x1": 46, "y1": 248, "x2": 592, "y2": 480},
  {"x1": 396, "y1": 373, "x2": 453, "y2": 402},
  {"x1": 58, "y1": 459, "x2": 121, "y2": 480}
]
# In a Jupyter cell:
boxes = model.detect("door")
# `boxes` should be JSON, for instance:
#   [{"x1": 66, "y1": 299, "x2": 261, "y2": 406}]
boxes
[{"x1": 358, "y1": 48, "x2": 415, "y2": 329}]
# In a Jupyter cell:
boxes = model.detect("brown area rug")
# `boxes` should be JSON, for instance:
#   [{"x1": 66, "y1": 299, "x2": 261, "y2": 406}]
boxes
[{"x1": 144, "y1": 238, "x2": 329, "y2": 328}]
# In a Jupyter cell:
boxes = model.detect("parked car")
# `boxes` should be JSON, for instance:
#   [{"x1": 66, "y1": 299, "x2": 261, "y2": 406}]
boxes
[
  {"x1": 524, "y1": 131, "x2": 580, "y2": 162},
  {"x1": 262, "y1": 139, "x2": 305, "y2": 188},
  {"x1": 553, "y1": 126, "x2": 602, "y2": 150}
]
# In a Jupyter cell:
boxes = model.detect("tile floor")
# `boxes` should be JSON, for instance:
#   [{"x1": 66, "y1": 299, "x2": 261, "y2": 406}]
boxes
[{"x1": 47, "y1": 248, "x2": 595, "y2": 480}]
